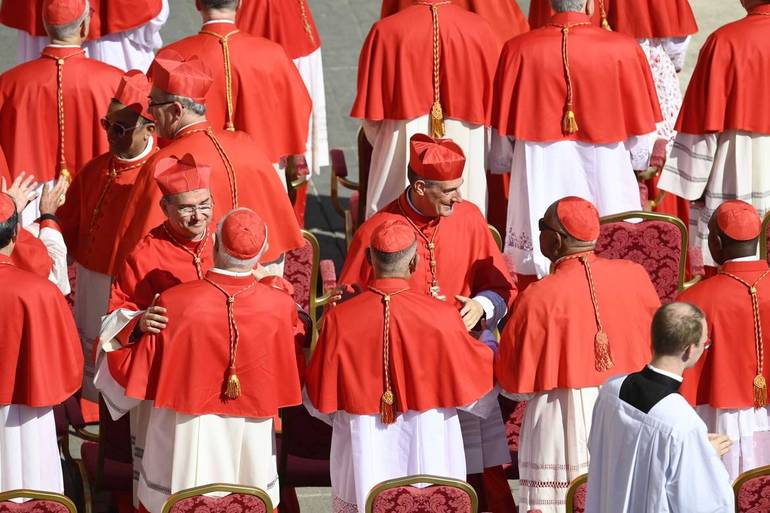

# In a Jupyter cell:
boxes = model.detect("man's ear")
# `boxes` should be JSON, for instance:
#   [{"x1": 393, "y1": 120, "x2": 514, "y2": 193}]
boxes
[
  {"x1": 413, "y1": 180, "x2": 426, "y2": 197},
  {"x1": 409, "y1": 253, "x2": 418, "y2": 273},
  {"x1": 682, "y1": 343, "x2": 694, "y2": 364}
]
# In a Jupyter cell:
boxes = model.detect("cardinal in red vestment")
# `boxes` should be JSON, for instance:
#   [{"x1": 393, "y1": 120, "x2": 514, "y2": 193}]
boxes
[
  {"x1": 0, "y1": 192, "x2": 83, "y2": 493},
  {"x1": 495, "y1": 196, "x2": 660, "y2": 513},
  {"x1": 679, "y1": 201, "x2": 770, "y2": 480},
  {"x1": 110, "y1": 50, "x2": 303, "y2": 274},
  {"x1": 0, "y1": 0, "x2": 123, "y2": 224},
  {"x1": 339, "y1": 134, "x2": 516, "y2": 513},
  {"x1": 103, "y1": 208, "x2": 303, "y2": 513}
]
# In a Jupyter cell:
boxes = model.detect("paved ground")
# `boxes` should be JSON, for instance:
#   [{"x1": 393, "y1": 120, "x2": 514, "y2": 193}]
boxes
[{"x1": 0, "y1": 1, "x2": 748, "y2": 511}]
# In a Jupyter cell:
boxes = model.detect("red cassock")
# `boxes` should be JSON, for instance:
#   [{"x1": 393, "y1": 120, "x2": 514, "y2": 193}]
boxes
[
  {"x1": 0, "y1": 46, "x2": 123, "y2": 182},
  {"x1": 110, "y1": 121, "x2": 304, "y2": 271},
  {"x1": 0, "y1": 0, "x2": 163, "y2": 39},
  {"x1": 679, "y1": 261, "x2": 770, "y2": 409},
  {"x1": 155, "y1": 22, "x2": 311, "y2": 163},
  {"x1": 676, "y1": 4, "x2": 770, "y2": 137},
  {"x1": 307, "y1": 278, "x2": 493, "y2": 414},
  {"x1": 58, "y1": 146, "x2": 158, "y2": 277},
  {"x1": 379, "y1": 0, "x2": 528, "y2": 44},
  {"x1": 339, "y1": 193, "x2": 516, "y2": 311},
  {"x1": 492, "y1": 12, "x2": 661, "y2": 145},
  {"x1": 496, "y1": 253, "x2": 660, "y2": 393},
  {"x1": 236, "y1": 0, "x2": 321, "y2": 60},
  {"x1": 110, "y1": 271, "x2": 303, "y2": 418},
  {"x1": 350, "y1": 1, "x2": 500, "y2": 125},
  {"x1": 10, "y1": 225, "x2": 55, "y2": 279},
  {"x1": 0, "y1": 255, "x2": 83, "y2": 407}
]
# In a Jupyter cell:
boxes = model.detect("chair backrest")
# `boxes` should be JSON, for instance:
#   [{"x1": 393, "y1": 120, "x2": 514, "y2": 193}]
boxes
[
  {"x1": 596, "y1": 211, "x2": 688, "y2": 303},
  {"x1": 0, "y1": 490, "x2": 77, "y2": 513},
  {"x1": 734, "y1": 464, "x2": 770, "y2": 513},
  {"x1": 488, "y1": 224, "x2": 503, "y2": 252},
  {"x1": 280, "y1": 404, "x2": 333, "y2": 461},
  {"x1": 365, "y1": 475, "x2": 478, "y2": 513},
  {"x1": 565, "y1": 474, "x2": 588, "y2": 513},
  {"x1": 761, "y1": 212, "x2": 770, "y2": 262},
  {"x1": 357, "y1": 127, "x2": 373, "y2": 225},
  {"x1": 160, "y1": 483, "x2": 272, "y2": 513},
  {"x1": 498, "y1": 397, "x2": 526, "y2": 479}
]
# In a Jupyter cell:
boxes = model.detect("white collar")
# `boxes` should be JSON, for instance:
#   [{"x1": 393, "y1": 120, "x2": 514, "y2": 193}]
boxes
[
  {"x1": 46, "y1": 44, "x2": 82, "y2": 48},
  {"x1": 210, "y1": 268, "x2": 254, "y2": 277},
  {"x1": 115, "y1": 136, "x2": 154, "y2": 163},
  {"x1": 647, "y1": 364, "x2": 684, "y2": 383},
  {"x1": 174, "y1": 121, "x2": 207, "y2": 136},
  {"x1": 725, "y1": 255, "x2": 760, "y2": 263},
  {"x1": 202, "y1": 19, "x2": 236, "y2": 26},
  {"x1": 405, "y1": 187, "x2": 430, "y2": 217}
]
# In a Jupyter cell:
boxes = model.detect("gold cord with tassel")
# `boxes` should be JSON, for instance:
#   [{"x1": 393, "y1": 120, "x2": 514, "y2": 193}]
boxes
[
  {"x1": 417, "y1": 1, "x2": 450, "y2": 138},
  {"x1": 719, "y1": 269, "x2": 770, "y2": 408},
  {"x1": 369, "y1": 286, "x2": 409, "y2": 424},
  {"x1": 204, "y1": 277, "x2": 258, "y2": 400},
  {"x1": 598, "y1": 0, "x2": 611, "y2": 30},
  {"x1": 204, "y1": 128, "x2": 239, "y2": 209},
  {"x1": 201, "y1": 29, "x2": 240, "y2": 131},
  {"x1": 549, "y1": 22, "x2": 590, "y2": 136}
]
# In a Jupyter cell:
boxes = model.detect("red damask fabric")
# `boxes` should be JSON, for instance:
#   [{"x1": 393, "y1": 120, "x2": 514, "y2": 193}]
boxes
[
  {"x1": 0, "y1": 501, "x2": 70, "y2": 513},
  {"x1": 284, "y1": 238, "x2": 313, "y2": 312},
  {"x1": 169, "y1": 493, "x2": 268, "y2": 513},
  {"x1": 736, "y1": 474, "x2": 770, "y2": 513},
  {"x1": 371, "y1": 485, "x2": 473, "y2": 513},
  {"x1": 571, "y1": 482, "x2": 588, "y2": 513}
]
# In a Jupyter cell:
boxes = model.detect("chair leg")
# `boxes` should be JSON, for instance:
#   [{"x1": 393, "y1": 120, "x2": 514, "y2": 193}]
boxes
[{"x1": 277, "y1": 486, "x2": 300, "y2": 513}]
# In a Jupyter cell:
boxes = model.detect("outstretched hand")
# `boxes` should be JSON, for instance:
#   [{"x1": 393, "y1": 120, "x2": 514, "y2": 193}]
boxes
[
  {"x1": 1, "y1": 171, "x2": 39, "y2": 214},
  {"x1": 139, "y1": 294, "x2": 169, "y2": 334},
  {"x1": 456, "y1": 295, "x2": 484, "y2": 331}
]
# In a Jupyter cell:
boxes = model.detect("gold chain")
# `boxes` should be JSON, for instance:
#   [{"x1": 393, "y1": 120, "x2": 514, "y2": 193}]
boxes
[
  {"x1": 161, "y1": 224, "x2": 209, "y2": 279},
  {"x1": 200, "y1": 29, "x2": 240, "y2": 131},
  {"x1": 397, "y1": 199, "x2": 444, "y2": 300},
  {"x1": 297, "y1": 0, "x2": 315, "y2": 44}
]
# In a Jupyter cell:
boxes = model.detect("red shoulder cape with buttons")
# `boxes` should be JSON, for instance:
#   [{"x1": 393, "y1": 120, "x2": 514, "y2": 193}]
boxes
[{"x1": 236, "y1": 0, "x2": 320, "y2": 59}]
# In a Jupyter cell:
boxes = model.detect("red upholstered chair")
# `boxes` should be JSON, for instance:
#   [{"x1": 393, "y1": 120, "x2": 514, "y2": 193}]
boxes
[
  {"x1": 761, "y1": 212, "x2": 770, "y2": 263},
  {"x1": 499, "y1": 397, "x2": 526, "y2": 479},
  {"x1": 0, "y1": 490, "x2": 77, "y2": 513},
  {"x1": 734, "y1": 464, "x2": 770, "y2": 513},
  {"x1": 365, "y1": 475, "x2": 478, "y2": 513},
  {"x1": 330, "y1": 146, "x2": 361, "y2": 248},
  {"x1": 565, "y1": 474, "x2": 588, "y2": 513},
  {"x1": 596, "y1": 211, "x2": 701, "y2": 303},
  {"x1": 160, "y1": 484, "x2": 272, "y2": 513}
]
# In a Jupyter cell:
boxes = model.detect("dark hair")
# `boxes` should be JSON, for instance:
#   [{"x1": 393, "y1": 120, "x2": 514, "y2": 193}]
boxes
[
  {"x1": 650, "y1": 302, "x2": 705, "y2": 356},
  {"x1": 0, "y1": 201, "x2": 18, "y2": 249},
  {"x1": 199, "y1": 0, "x2": 238, "y2": 9},
  {"x1": 406, "y1": 167, "x2": 437, "y2": 188}
]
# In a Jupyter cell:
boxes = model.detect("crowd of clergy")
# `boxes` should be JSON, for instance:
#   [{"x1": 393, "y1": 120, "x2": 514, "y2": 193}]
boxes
[{"x1": 1, "y1": 0, "x2": 769, "y2": 512}]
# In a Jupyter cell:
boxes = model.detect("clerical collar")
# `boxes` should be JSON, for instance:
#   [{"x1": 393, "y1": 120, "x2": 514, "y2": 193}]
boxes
[
  {"x1": 175, "y1": 121, "x2": 209, "y2": 137},
  {"x1": 405, "y1": 187, "x2": 431, "y2": 219},
  {"x1": 46, "y1": 44, "x2": 82, "y2": 48},
  {"x1": 116, "y1": 136, "x2": 155, "y2": 163},
  {"x1": 210, "y1": 267, "x2": 254, "y2": 277},
  {"x1": 725, "y1": 255, "x2": 760, "y2": 263},
  {"x1": 749, "y1": 3, "x2": 770, "y2": 16},
  {"x1": 202, "y1": 19, "x2": 236, "y2": 25},
  {"x1": 646, "y1": 364, "x2": 683, "y2": 383}
]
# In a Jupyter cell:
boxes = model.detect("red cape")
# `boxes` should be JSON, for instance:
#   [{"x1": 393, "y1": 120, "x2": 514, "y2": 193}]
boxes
[
  {"x1": 236, "y1": 0, "x2": 321, "y2": 59},
  {"x1": 11, "y1": 228, "x2": 54, "y2": 279},
  {"x1": 156, "y1": 23, "x2": 311, "y2": 163},
  {"x1": 58, "y1": 145, "x2": 158, "y2": 276},
  {"x1": 0, "y1": 0, "x2": 163, "y2": 39},
  {"x1": 350, "y1": 1, "x2": 500, "y2": 124},
  {"x1": 380, "y1": 0, "x2": 528, "y2": 44},
  {"x1": 679, "y1": 261, "x2": 770, "y2": 409},
  {"x1": 676, "y1": 5, "x2": 770, "y2": 136},
  {"x1": 0, "y1": 46, "x2": 123, "y2": 182},
  {"x1": 110, "y1": 271, "x2": 303, "y2": 418},
  {"x1": 496, "y1": 253, "x2": 659, "y2": 393},
  {"x1": 110, "y1": 122, "x2": 304, "y2": 272},
  {"x1": 0, "y1": 255, "x2": 83, "y2": 407},
  {"x1": 339, "y1": 192, "x2": 517, "y2": 311},
  {"x1": 307, "y1": 278, "x2": 493, "y2": 415},
  {"x1": 491, "y1": 12, "x2": 662, "y2": 144}
]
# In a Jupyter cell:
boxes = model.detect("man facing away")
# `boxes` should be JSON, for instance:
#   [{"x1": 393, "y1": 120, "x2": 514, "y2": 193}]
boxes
[{"x1": 587, "y1": 302, "x2": 734, "y2": 513}]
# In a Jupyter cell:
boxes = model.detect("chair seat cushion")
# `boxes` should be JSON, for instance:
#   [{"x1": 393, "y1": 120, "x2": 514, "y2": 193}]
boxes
[
  {"x1": 0, "y1": 501, "x2": 70, "y2": 513},
  {"x1": 168, "y1": 494, "x2": 267, "y2": 513},
  {"x1": 371, "y1": 486, "x2": 472, "y2": 513},
  {"x1": 737, "y1": 474, "x2": 770, "y2": 512}
]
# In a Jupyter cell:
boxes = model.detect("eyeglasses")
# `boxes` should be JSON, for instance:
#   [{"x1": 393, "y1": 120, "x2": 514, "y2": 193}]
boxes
[
  {"x1": 175, "y1": 203, "x2": 213, "y2": 216},
  {"x1": 100, "y1": 117, "x2": 140, "y2": 138}
]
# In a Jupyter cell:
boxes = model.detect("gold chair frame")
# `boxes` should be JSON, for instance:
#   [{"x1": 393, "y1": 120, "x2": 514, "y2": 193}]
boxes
[
  {"x1": 565, "y1": 473, "x2": 588, "y2": 513},
  {"x1": 488, "y1": 224, "x2": 503, "y2": 252},
  {"x1": 160, "y1": 483, "x2": 273, "y2": 513},
  {"x1": 364, "y1": 475, "x2": 478, "y2": 513},
  {"x1": 760, "y1": 212, "x2": 770, "y2": 261},
  {"x1": 599, "y1": 210, "x2": 701, "y2": 291},
  {"x1": 0, "y1": 489, "x2": 77, "y2": 513},
  {"x1": 733, "y1": 463, "x2": 770, "y2": 510},
  {"x1": 300, "y1": 229, "x2": 335, "y2": 346}
]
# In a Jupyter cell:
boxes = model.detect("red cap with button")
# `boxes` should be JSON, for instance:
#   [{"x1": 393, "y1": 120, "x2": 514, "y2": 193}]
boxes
[
  {"x1": 0, "y1": 193, "x2": 16, "y2": 223},
  {"x1": 150, "y1": 50, "x2": 213, "y2": 103},
  {"x1": 409, "y1": 134, "x2": 465, "y2": 181},
  {"x1": 154, "y1": 153, "x2": 212, "y2": 196},
  {"x1": 371, "y1": 220, "x2": 416, "y2": 253},
  {"x1": 556, "y1": 196, "x2": 600, "y2": 242},
  {"x1": 43, "y1": 0, "x2": 87, "y2": 25},
  {"x1": 716, "y1": 200, "x2": 762, "y2": 241},
  {"x1": 114, "y1": 70, "x2": 154, "y2": 121},
  {"x1": 220, "y1": 209, "x2": 268, "y2": 260}
]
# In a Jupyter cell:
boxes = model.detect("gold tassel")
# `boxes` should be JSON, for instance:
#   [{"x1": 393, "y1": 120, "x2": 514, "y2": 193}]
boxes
[
  {"x1": 601, "y1": 18, "x2": 611, "y2": 30},
  {"x1": 562, "y1": 109, "x2": 578, "y2": 135},
  {"x1": 431, "y1": 100, "x2": 445, "y2": 138},
  {"x1": 225, "y1": 368, "x2": 241, "y2": 399},
  {"x1": 380, "y1": 390, "x2": 396, "y2": 424},
  {"x1": 60, "y1": 166, "x2": 71, "y2": 181},
  {"x1": 226, "y1": 121, "x2": 235, "y2": 132},
  {"x1": 755, "y1": 375, "x2": 767, "y2": 408},
  {"x1": 594, "y1": 331, "x2": 614, "y2": 372}
]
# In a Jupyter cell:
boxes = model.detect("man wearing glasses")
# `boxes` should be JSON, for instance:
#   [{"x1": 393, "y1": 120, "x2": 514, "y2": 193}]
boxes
[{"x1": 678, "y1": 200, "x2": 770, "y2": 481}]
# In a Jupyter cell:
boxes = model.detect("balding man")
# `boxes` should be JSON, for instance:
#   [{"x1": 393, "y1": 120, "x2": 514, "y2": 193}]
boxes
[{"x1": 587, "y1": 303, "x2": 734, "y2": 513}]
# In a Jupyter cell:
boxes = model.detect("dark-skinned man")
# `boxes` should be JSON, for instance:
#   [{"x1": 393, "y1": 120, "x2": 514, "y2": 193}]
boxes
[
  {"x1": 495, "y1": 196, "x2": 660, "y2": 513},
  {"x1": 679, "y1": 201, "x2": 770, "y2": 481},
  {"x1": 340, "y1": 134, "x2": 517, "y2": 513}
]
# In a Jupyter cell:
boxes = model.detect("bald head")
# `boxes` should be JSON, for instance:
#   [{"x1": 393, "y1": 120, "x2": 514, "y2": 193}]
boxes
[{"x1": 651, "y1": 302, "x2": 706, "y2": 357}]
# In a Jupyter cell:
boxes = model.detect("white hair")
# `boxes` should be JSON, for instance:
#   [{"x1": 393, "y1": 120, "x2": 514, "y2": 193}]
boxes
[
  {"x1": 45, "y1": 0, "x2": 91, "y2": 40},
  {"x1": 550, "y1": 0, "x2": 587, "y2": 12},
  {"x1": 154, "y1": 90, "x2": 207, "y2": 116},
  {"x1": 214, "y1": 209, "x2": 268, "y2": 270}
]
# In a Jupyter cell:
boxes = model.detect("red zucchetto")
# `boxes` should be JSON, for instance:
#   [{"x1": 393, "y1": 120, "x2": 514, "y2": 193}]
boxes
[
  {"x1": 0, "y1": 193, "x2": 16, "y2": 223},
  {"x1": 371, "y1": 220, "x2": 416, "y2": 253},
  {"x1": 556, "y1": 196, "x2": 600, "y2": 242},
  {"x1": 154, "y1": 154, "x2": 212, "y2": 196},
  {"x1": 150, "y1": 50, "x2": 214, "y2": 103},
  {"x1": 114, "y1": 70, "x2": 154, "y2": 121},
  {"x1": 408, "y1": 134, "x2": 465, "y2": 182},
  {"x1": 220, "y1": 208, "x2": 267, "y2": 260},
  {"x1": 716, "y1": 200, "x2": 762, "y2": 242},
  {"x1": 43, "y1": 0, "x2": 87, "y2": 26}
]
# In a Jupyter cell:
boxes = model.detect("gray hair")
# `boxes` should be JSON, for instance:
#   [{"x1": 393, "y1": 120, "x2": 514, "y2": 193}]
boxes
[
  {"x1": 550, "y1": 0, "x2": 587, "y2": 12},
  {"x1": 44, "y1": 0, "x2": 90, "y2": 40},
  {"x1": 214, "y1": 209, "x2": 267, "y2": 270},
  {"x1": 199, "y1": 0, "x2": 239, "y2": 9},
  {"x1": 371, "y1": 241, "x2": 418, "y2": 274},
  {"x1": 154, "y1": 90, "x2": 207, "y2": 116}
]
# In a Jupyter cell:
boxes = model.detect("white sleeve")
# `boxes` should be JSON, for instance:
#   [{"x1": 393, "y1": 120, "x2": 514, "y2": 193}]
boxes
[
  {"x1": 658, "y1": 132, "x2": 718, "y2": 201},
  {"x1": 458, "y1": 387, "x2": 501, "y2": 419},
  {"x1": 666, "y1": 427, "x2": 735, "y2": 512},
  {"x1": 362, "y1": 119, "x2": 382, "y2": 147},
  {"x1": 93, "y1": 351, "x2": 141, "y2": 421},
  {"x1": 627, "y1": 130, "x2": 657, "y2": 170},
  {"x1": 37, "y1": 225, "x2": 70, "y2": 295},
  {"x1": 488, "y1": 129, "x2": 514, "y2": 174}
]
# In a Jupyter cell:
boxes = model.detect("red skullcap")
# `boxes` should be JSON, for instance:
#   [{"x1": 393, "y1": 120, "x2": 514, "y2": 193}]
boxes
[
  {"x1": 221, "y1": 209, "x2": 267, "y2": 260},
  {"x1": 43, "y1": 0, "x2": 87, "y2": 25},
  {"x1": 716, "y1": 200, "x2": 762, "y2": 241},
  {"x1": 150, "y1": 50, "x2": 213, "y2": 103},
  {"x1": 154, "y1": 153, "x2": 212, "y2": 196},
  {"x1": 371, "y1": 220, "x2": 416, "y2": 253},
  {"x1": 0, "y1": 193, "x2": 16, "y2": 223},
  {"x1": 114, "y1": 70, "x2": 154, "y2": 121},
  {"x1": 556, "y1": 196, "x2": 600, "y2": 241},
  {"x1": 409, "y1": 133, "x2": 465, "y2": 181}
]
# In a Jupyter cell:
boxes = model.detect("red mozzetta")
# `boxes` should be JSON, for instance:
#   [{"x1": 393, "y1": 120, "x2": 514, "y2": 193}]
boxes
[{"x1": 236, "y1": 0, "x2": 320, "y2": 59}]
